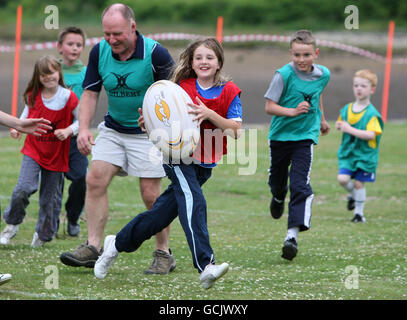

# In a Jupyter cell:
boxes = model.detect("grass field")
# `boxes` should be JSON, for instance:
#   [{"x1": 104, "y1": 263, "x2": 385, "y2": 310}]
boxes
[{"x1": 0, "y1": 122, "x2": 406, "y2": 300}]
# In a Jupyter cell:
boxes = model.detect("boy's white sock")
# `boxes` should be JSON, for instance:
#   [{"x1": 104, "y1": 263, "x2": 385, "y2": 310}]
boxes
[
  {"x1": 286, "y1": 227, "x2": 299, "y2": 241},
  {"x1": 344, "y1": 181, "x2": 355, "y2": 196},
  {"x1": 354, "y1": 187, "x2": 366, "y2": 216}
]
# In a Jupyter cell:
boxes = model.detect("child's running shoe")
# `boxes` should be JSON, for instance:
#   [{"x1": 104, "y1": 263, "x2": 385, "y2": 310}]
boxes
[
  {"x1": 270, "y1": 197, "x2": 284, "y2": 219},
  {"x1": 94, "y1": 235, "x2": 118, "y2": 279},
  {"x1": 199, "y1": 263, "x2": 229, "y2": 289},
  {"x1": 0, "y1": 224, "x2": 19, "y2": 245},
  {"x1": 351, "y1": 213, "x2": 366, "y2": 223},
  {"x1": 31, "y1": 232, "x2": 45, "y2": 248},
  {"x1": 282, "y1": 238, "x2": 298, "y2": 261},
  {"x1": 0, "y1": 274, "x2": 12, "y2": 286}
]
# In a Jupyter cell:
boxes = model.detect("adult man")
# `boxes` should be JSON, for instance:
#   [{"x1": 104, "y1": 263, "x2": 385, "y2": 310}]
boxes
[{"x1": 60, "y1": 3, "x2": 176, "y2": 275}]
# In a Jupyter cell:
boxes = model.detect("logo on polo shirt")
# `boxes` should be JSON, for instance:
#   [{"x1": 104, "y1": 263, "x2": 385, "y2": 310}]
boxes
[
  {"x1": 107, "y1": 72, "x2": 141, "y2": 97},
  {"x1": 111, "y1": 72, "x2": 134, "y2": 90}
]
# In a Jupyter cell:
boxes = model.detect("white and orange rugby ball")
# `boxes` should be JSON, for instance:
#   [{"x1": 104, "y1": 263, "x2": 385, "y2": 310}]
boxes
[{"x1": 142, "y1": 80, "x2": 200, "y2": 160}]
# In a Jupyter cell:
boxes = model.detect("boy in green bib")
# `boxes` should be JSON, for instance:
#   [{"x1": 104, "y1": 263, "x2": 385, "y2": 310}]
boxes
[
  {"x1": 265, "y1": 30, "x2": 330, "y2": 261},
  {"x1": 336, "y1": 69, "x2": 383, "y2": 223},
  {"x1": 56, "y1": 26, "x2": 89, "y2": 237}
]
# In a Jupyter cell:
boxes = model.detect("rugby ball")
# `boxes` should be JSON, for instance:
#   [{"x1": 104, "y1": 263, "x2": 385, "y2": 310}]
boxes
[{"x1": 142, "y1": 80, "x2": 200, "y2": 160}]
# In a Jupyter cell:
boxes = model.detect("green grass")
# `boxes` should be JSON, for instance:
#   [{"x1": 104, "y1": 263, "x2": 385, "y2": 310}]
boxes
[{"x1": 0, "y1": 122, "x2": 406, "y2": 300}]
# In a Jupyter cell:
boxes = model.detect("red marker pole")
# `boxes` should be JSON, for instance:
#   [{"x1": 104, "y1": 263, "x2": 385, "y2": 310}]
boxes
[
  {"x1": 11, "y1": 5, "x2": 22, "y2": 117},
  {"x1": 216, "y1": 16, "x2": 223, "y2": 44},
  {"x1": 381, "y1": 20, "x2": 395, "y2": 123}
]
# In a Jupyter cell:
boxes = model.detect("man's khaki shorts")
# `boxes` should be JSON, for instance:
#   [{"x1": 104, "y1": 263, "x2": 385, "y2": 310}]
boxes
[{"x1": 92, "y1": 122, "x2": 165, "y2": 178}]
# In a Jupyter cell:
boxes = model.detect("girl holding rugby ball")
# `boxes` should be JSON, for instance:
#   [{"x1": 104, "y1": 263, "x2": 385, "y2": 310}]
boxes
[{"x1": 94, "y1": 38, "x2": 242, "y2": 290}]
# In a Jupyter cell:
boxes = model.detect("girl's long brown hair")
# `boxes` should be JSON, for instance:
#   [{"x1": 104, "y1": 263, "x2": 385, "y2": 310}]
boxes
[
  {"x1": 171, "y1": 37, "x2": 231, "y2": 86},
  {"x1": 23, "y1": 55, "x2": 66, "y2": 108}
]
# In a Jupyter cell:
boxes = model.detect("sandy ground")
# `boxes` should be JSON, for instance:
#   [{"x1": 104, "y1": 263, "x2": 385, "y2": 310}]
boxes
[{"x1": 0, "y1": 44, "x2": 406, "y2": 132}]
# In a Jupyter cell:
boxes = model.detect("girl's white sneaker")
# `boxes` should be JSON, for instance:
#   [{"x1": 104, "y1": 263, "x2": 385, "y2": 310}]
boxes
[
  {"x1": 199, "y1": 262, "x2": 229, "y2": 289},
  {"x1": 0, "y1": 224, "x2": 19, "y2": 245},
  {"x1": 94, "y1": 235, "x2": 118, "y2": 279},
  {"x1": 0, "y1": 273, "x2": 12, "y2": 286},
  {"x1": 31, "y1": 232, "x2": 45, "y2": 248}
]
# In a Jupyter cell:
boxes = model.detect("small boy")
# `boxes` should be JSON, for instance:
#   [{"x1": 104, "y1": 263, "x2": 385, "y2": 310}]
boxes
[
  {"x1": 336, "y1": 69, "x2": 383, "y2": 223},
  {"x1": 264, "y1": 30, "x2": 330, "y2": 261},
  {"x1": 56, "y1": 26, "x2": 89, "y2": 236}
]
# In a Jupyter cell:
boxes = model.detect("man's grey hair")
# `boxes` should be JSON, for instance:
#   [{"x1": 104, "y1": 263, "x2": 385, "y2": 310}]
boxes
[{"x1": 101, "y1": 3, "x2": 135, "y2": 22}]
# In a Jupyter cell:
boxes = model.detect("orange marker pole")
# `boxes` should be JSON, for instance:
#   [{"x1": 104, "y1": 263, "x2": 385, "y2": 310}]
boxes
[
  {"x1": 216, "y1": 16, "x2": 223, "y2": 44},
  {"x1": 381, "y1": 20, "x2": 395, "y2": 123},
  {"x1": 11, "y1": 5, "x2": 22, "y2": 117}
]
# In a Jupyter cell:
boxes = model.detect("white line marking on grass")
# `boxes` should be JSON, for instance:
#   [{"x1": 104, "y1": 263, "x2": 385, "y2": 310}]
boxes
[
  {"x1": 0, "y1": 289, "x2": 76, "y2": 299},
  {"x1": 2, "y1": 194, "x2": 406, "y2": 224}
]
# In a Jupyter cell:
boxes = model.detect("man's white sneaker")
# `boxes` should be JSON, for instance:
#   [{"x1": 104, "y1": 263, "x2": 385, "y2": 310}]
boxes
[
  {"x1": 31, "y1": 232, "x2": 45, "y2": 248},
  {"x1": 199, "y1": 262, "x2": 229, "y2": 289},
  {"x1": 94, "y1": 235, "x2": 118, "y2": 279},
  {"x1": 0, "y1": 273, "x2": 12, "y2": 286},
  {"x1": 0, "y1": 224, "x2": 19, "y2": 245}
]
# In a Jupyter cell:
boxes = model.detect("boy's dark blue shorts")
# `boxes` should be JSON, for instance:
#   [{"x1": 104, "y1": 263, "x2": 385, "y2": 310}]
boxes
[{"x1": 338, "y1": 168, "x2": 376, "y2": 182}]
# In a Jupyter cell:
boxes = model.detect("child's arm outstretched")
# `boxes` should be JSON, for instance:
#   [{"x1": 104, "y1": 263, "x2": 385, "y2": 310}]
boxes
[
  {"x1": 10, "y1": 106, "x2": 27, "y2": 140},
  {"x1": 188, "y1": 97, "x2": 241, "y2": 139},
  {"x1": 0, "y1": 110, "x2": 51, "y2": 136}
]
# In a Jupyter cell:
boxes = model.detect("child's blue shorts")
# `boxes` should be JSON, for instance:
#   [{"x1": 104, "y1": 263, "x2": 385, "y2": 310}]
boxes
[{"x1": 338, "y1": 168, "x2": 376, "y2": 182}]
